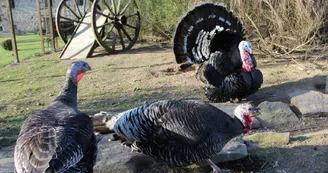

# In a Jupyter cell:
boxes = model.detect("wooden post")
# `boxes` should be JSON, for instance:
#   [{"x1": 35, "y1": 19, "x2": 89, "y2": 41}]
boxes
[
  {"x1": 36, "y1": 0, "x2": 45, "y2": 55},
  {"x1": 325, "y1": 75, "x2": 328, "y2": 93},
  {"x1": 6, "y1": 0, "x2": 19, "y2": 63},
  {"x1": 47, "y1": 0, "x2": 55, "y2": 52}
]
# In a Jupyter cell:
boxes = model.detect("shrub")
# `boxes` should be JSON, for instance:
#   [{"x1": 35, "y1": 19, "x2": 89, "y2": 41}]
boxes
[
  {"x1": 137, "y1": 0, "x2": 328, "y2": 60},
  {"x1": 228, "y1": 0, "x2": 328, "y2": 59},
  {"x1": 1, "y1": 39, "x2": 12, "y2": 51}
]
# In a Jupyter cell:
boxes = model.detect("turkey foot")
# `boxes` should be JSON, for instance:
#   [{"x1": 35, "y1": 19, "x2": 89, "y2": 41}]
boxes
[{"x1": 207, "y1": 159, "x2": 224, "y2": 173}]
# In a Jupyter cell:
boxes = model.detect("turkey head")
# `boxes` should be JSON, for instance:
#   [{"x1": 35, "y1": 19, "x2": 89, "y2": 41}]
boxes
[
  {"x1": 233, "y1": 103, "x2": 259, "y2": 134},
  {"x1": 67, "y1": 61, "x2": 92, "y2": 85},
  {"x1": 238, "y1": 41, "x2": 254, "y2": 72}
]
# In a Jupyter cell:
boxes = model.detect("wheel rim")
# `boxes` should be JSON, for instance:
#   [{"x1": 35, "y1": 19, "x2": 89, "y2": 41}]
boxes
[
  {"x1": 56, "y1": 0, "x2": 94, "y2": 43},
  {"x1": 91, "y1": 0, "x2": 141, "y2": 53}
]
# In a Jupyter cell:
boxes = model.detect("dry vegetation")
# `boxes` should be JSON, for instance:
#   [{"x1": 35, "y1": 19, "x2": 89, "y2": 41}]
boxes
[
  {"x1": 139, "y1": 0, "x2": 328, "y2": 61},
  {"x1": 230, "y1": 0, "x2": 328, "y2": 60}
]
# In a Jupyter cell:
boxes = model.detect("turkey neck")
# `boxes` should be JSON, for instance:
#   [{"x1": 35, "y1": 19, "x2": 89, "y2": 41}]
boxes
[
  {"x1": 55, "y1": 77, "x2": 78, "y2": 108},
  {"x1": 228, "y1": 117, "x2": 245, "y2": 135}
]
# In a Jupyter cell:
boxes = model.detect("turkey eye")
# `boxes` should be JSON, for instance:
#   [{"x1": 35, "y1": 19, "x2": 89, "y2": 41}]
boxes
[
  {"x1": 83, "y1": 63, "x2": 86, "y2": 67},
  {"x1": 248, "y1": 108, "x2": 252, "y2": 111}
]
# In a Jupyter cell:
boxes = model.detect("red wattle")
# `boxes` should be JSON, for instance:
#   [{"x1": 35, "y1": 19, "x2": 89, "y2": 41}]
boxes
[{"x1": 76, "y1": 72, "x2": 85, "y2": 84}]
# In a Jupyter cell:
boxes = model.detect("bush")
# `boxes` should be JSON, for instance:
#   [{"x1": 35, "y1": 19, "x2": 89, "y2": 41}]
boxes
[
  {"x1": 137, "y1": 0, "x2": 328, "y2": 60},
  {"x1": 1, "y1": 39, "x2": 13, "y2": 51},
  {"x1": 228, "y1": 0, "x2": 328, "y2": 59}
]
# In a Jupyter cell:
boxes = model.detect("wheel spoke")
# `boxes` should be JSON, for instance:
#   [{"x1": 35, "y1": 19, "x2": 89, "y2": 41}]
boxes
[
  {"x1": 60, "y1": 16, "x2": 80, "y2": 23},
  {"x1": 120, "y1": 26, "x2": 132, "y2": 41},
  {"x1": 73, "y1": 0, "x2": 83, "y2": 18},
  {"x1": 102, "y1": 25, "x2": 115, "y2": 41},
  {"x1": 117, "y1": 28, "x2": 126, "y2": 49},
  {"x1": 63, "y1": 3, "x2": 81, "y2": 20},
  {"x1": 119, "y1": 0, "x2": 131, "y2": 16},
  {"x1": 96, "y1": 21, "x2": 114, "y2": 29},
  {"x1": 96, "y1": 10, "x2": 115, "y2": 20},
  {"x1": 117, "y1": 0, "x2": 122, "y2": 14},
  {"x1": 111, "y1": 0, "x2": 117, "y2": 15},
  {"x1": 126, "y1": 12, "x2": 139, "y2": 18},
  {"x1": 112, "y1": 31, "x2": 117, "y2": 50},
  {"x1": 61, "y1": 25, "x2": 75, "y2": 31},
  {"x1": 83, "y1": 0, "x2": 86, "y2": 14},
  {"x1": 103, "y1": 0, "x2": 115, "y2": 16},
  {"x1": 122, "y1": 23, "x2": 136, "y2": 30}
]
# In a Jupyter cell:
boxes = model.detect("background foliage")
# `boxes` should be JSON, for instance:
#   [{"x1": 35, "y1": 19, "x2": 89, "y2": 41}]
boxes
[{"x1": 138, "y1": 0, "x2": 328, "y2": 60}]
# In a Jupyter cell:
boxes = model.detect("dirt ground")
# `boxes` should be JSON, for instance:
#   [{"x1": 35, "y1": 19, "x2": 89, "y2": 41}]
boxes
[{"x1": 1, "y1": 42, "x2": 328, "y2": 173}]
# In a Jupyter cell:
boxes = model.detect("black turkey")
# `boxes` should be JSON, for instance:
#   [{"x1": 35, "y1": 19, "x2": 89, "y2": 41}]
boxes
[
  {"x1": 14, "y1": 61, "x2": 97, "y2": 173},
  {"x1": 107, "y1": 100, "x2": 258, "y2": 173},
  {"x1": 173, "y1": 2, "x2": 263, "y2": 101},
  {"x1": 204, "y1": 69, "x2": 263, "y2": 102}
]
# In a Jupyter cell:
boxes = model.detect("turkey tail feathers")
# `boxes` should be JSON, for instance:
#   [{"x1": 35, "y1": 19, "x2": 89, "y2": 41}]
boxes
[{"x1": 173, "y1": 2, "x2": 244, "y2": 64}]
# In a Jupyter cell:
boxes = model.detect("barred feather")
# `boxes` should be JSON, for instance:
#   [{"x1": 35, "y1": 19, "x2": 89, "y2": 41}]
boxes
[
  {"x1": 204, "y1": 69, "x2": 263, "y2": 102},
  {"x1": 14, "y1": 61, "x2": 96, "y2": 173},
  {"x1": 113, "y1": 99, "x2": 245, "y2": 166}
]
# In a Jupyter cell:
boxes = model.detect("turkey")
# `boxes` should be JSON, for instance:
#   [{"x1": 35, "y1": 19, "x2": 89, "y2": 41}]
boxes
[
  {"x1": 204, "y1": 69, "x2": 263, "y2": 102},
  {"x1": 106, "y1": 100, "x2": 258, "y2": 173},
  {"x1": 173, "y1": 2, "x2": 263, "y2": 101},
  {"x1": 14, "y1": 61, "x2": 97, "y2": 173}
]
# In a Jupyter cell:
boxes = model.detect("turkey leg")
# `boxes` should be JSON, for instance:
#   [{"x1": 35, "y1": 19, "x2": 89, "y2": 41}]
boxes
[{"x1": 207, "y1": 159, "x2": 224, "y2": 173}]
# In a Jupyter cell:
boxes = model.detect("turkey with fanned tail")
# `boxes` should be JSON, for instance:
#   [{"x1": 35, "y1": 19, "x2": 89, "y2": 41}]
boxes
[
  {"x1": 173, "y1": 2, "x2": 263, "y2": 102},
  {"x1": 106, "y1": 99, "x2": 259, "y2": 173},
  {"x1": 14, "y1": 61, "x2": 97, "y2": 173}
]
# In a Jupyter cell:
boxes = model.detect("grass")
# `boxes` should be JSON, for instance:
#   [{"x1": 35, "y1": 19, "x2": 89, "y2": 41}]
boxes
[
  {"x1": 244, "y1": 132, "x2": 290, "y2": 148},
  {"x1": 0, "y1": 44, "x2": 206, "y2": 147},
  {"x1": 0, "y1": 34, "x2": 64, "y2": 67}
]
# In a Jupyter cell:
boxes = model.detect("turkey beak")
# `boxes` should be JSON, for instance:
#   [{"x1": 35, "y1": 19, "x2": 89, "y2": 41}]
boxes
[
  {"x1": 246, "y1": 47, "x2": 253, "y2": 54},
  {"x1": 253, "y1": 107, "x2": 260, "y2": 115},
  {"x1": 86, "y1": 65, "x2": 92, "y2": 71}
]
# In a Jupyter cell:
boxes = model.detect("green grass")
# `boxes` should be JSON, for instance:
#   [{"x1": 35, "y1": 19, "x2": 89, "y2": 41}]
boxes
[
  {"x1": 0, "y1": 34, "x2": 64, "y2": 67},
  {"x1": 0, "y1": 46, "x2": 206, "y2": 147}
]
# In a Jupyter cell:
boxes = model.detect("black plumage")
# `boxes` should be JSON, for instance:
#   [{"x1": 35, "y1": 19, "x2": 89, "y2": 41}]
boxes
[
  {"x1": 112, "y1": 100, "x2": 257, "y2": 167},
  {"x1": 173, "y1": 2, "x2": 263, "y2": 102},
  {"x1": 204, "y1": 69, "x2": 263, "y2": 102},
  {"x1": 14, "y1": 61, "x2": 97, "y2": 173}
]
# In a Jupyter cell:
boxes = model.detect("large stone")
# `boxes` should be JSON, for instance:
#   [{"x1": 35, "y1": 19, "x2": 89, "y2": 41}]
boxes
[
  {"x1": 95, "y1": 134, "x2": 250, "y2": 172},
  {"x1": 197, "y1": 137, "x2": 248, "y2": 166},
  {"x1": 257, "y1": 101, "x2": 300, "y2": 128},
  {"x1": 94, "y1": 134, "x2": 167, "y2": 173},
  {"x1": 289, "y1": 90, "x2": 328, "y2": 117},
  {"x1": 210, "y1": 103, "x2": 240, "y2": 116}
]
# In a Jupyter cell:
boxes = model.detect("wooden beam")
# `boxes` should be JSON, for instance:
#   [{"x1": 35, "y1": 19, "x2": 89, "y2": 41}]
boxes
[
  {"x1": 36, "y1": 0, "x2": 45, "y2": 54},
  {"x1": 47, "y1": 0, "x2": 55, "y2": 52},
  {"x1": 325, "y1": 75, "x2": 328, "y2": 93},
  {"x1": 6, "y1": 0, "x2": 19, "y2": 63}
]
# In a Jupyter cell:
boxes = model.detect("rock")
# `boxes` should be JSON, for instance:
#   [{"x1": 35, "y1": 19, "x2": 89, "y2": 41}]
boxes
[
  {"x1": 94, "y1": 134, "x2": 169, "y2": 173},
  {"x1": 95, "y1": 134, "x2": 250, "y2": 172},
  {"x1": 289, "y1": 90, "x2": 328, "y2": 117},
  {"x1": 244, "y1": 132, "x2": 290, "y2": 147},
  {"x1": 91, "y1": 111, "x2": 117, "y2": 133},
  {"x1": 257, "y1": 101, "x2": 300, "y2": 128},
  {"x1": 197, "y1": 137, "x2": 248, "y2": 166},
  {"x1": 210, "y1": 103, "x2": 240, "y2": 117},
  {"x1": 210, "y1": 103, "x2": 262, "y2": 129},
  {"x1": 0, "y1": 147, "x2": 15, "y2": 173}
]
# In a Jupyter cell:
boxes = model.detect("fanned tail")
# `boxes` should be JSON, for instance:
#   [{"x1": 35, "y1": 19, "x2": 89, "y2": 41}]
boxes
[{"x1": 173, "y1": 2, "x2": 244, "y2": 64}]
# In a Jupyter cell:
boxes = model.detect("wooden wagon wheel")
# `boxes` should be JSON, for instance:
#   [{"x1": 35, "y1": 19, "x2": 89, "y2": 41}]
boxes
[
  {"x1": 91, "y1": 0, "x2": 141, "y2": 53},
  {"x1": 55, "y1": 0, "x2": 95, "y2": 43}
]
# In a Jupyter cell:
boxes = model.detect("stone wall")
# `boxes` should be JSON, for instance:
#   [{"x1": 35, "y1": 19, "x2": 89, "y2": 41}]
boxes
[{"x1": 0, "y1": 0, "x2": 61, "y2": 37}]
